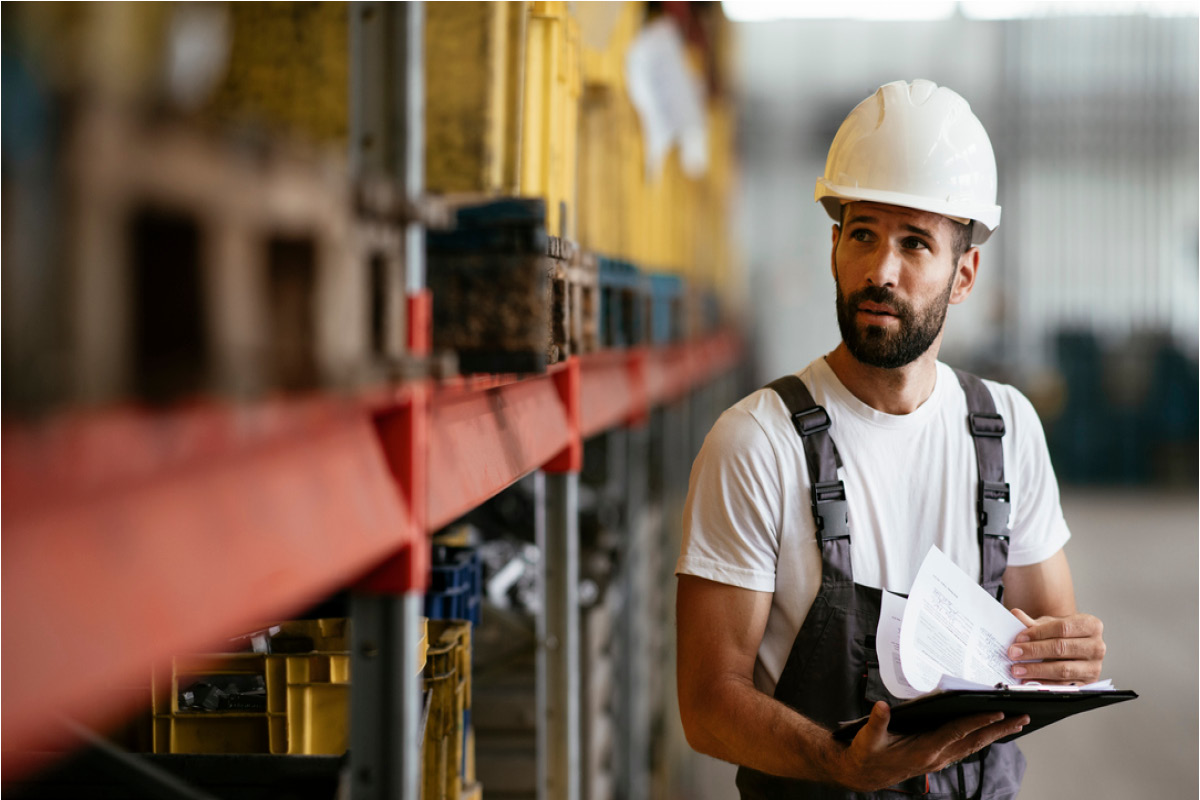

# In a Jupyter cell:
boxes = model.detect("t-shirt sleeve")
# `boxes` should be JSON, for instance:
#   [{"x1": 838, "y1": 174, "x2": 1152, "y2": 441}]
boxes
[
  {"x1": 1002, "y1": 387, "x2": 1072, "y2": 566},
  {"x1": 675, "y1": 405, "x2": 782, "y2": 592}
]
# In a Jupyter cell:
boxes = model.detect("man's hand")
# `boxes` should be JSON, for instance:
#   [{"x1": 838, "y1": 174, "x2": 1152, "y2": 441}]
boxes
[
  {"x1": 835, "y1": 702, "x2": 1029, "y2": 792},
  {"x1": 1007, "y1": 608, "x2": 1106, "y2": 685}
]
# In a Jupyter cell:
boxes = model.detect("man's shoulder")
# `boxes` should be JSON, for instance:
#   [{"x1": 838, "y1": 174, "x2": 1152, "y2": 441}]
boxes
[
  {"x1": 708, "y1": 361, "x2": 829, "y2": 455},
  {"x1": 751, "y1": 359, "x2": 832, "y2": 410},
  {"x1": 718, "y1": 386, "x2": 790, "y2": 443},
  {"x1": 938, "y1": 363, "x2": 1043, "y2": 431}
]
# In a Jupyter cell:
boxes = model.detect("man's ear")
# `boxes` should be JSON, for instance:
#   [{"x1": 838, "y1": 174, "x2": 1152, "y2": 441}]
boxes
[{"x1": 949, "y1": 247, "x2": 980, "y2": 305}]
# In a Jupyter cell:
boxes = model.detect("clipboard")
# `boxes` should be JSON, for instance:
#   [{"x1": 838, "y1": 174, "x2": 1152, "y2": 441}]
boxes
[{"x1": 833, "y1": 688, "x2": 1138, "y2": 743}]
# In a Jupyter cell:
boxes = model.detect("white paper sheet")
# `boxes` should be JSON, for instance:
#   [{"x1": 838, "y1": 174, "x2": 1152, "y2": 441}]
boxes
[
  {"x1": 892, "y1": 547, "x2": 1028, "y2": 694},
  {"x1": 877, "y1": 590, "x2": 923, "y2": 699},
  {"x1": 625, "y1": 18, "x2": 709, "y2": 178}
]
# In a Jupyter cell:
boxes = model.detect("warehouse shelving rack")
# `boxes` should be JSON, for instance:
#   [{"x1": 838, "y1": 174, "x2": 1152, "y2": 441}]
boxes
[
  {"x1": 2, "y1": 4, "x2": 745, "y2": 799},
  {"x1": 1, "y1": 334, "x2": 741, "y2": 781}
]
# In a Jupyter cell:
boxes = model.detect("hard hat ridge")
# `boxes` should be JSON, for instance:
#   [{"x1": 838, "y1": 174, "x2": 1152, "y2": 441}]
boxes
[{"x1": 815, "y1": 79, "x2": 1001, "y2": 244}]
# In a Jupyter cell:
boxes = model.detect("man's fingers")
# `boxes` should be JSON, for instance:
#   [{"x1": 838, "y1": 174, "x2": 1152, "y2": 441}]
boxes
[
  {"x1": 915, "y1": 713, "x2": 1025, "y2": 774},
  {"x1": 1010, "y1": 607, "x2": 1036, "y2": 627},
  {"x1": 1009, "y1": 635, "x2": 1106, "y2": 662},
  {"x1": 1008, "y1": 613, "x2": 1105, "y2": 662},
  {"x1": 846, "y1": 711, "x2": 1026, "y2": 788},
  {"x1": 1014, "y1": 613, "x2": 1103, "y2": 643},
  {"x1": 935, "y1": 711, "x2": 1006, "y2": 745},
  {"x1": 1011, "y1": 658, "x2": 1103, "y2": 684},
  {"x1": 857, "y1": 701, "x2": 892, "y2": 747},
  {"x1": 944, "y1": 714, "x2": 1029, "y2": 765}
]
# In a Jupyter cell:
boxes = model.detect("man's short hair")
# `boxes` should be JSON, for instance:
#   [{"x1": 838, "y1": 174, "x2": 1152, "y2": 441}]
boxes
[
  {"x1": 838, "y1": 205, "x2": 973, "y2": 263},
  {"x1": 948, "y1": 219, "x2": 973, "y2": 263}
]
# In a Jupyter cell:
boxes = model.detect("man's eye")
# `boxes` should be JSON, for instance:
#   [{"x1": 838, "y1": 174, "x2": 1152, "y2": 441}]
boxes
[
  {"x1": 902, "y1": 237, "x2": 928, "y2": 250},
  {"x1": 850, "y1": 229, "x2": 872, "y2": 242}
]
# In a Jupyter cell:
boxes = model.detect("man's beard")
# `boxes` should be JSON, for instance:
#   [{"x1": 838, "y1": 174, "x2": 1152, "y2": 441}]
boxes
[{"x1": 835, "y1": 278, "x2": 953, "y2": 369}]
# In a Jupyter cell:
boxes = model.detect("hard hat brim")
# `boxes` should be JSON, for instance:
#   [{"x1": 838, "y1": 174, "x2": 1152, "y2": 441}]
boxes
[{"x1": 815, "y1": 180, "x2": 1001, "y2": 245}]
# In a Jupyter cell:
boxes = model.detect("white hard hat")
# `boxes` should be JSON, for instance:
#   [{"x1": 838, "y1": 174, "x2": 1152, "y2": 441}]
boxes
[{"x1": 815, "y1": 79, "x2": 1001, "y2": 245}]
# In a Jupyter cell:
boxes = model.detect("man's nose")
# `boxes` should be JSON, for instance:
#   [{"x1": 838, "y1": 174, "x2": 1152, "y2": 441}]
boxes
[{"x1": 865, "y1": 245, "x2": 901, "y2": 287}]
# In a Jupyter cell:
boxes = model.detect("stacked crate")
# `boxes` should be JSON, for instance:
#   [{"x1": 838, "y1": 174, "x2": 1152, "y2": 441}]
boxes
[
  {"x1": 147, "y1": 618, "x2": 427, "y2": 757},
  {"x1": 152, "y1": 619, "x2": 351, "y2": 756},
  {"x1": 427, "y1": 195, "x2": 599, "y2": 372},
  {"x1": 426, "y1": 545, "x2": 484, "y2": 628},
  {"x1": 423, "y1": 619, "x2": 477, "y2": 800},
  {"x1": 426, "y1": 197, "x2": 553, "y2": 373},
  {"x1": 424, "y1": 2, "x2": 525, "y2": 199},
  {"x1": 424, "y1": 3, "x2": 593, "y2": 373},
  {"x1": 60, "y1": 105, "x2": 402, "y2": 406},
  {"x1": 575, "y1": 3, "x2": 738, "y2": 348},
  {"x1": 597, "y1": 258, "x2": 649, "y2": 349},
  {"x1": 425, "y1": 1, "x2": 580, "y2": 240},
  {"x1": 423, "y1": 2, "x2": 739, "y2": 367},
  {"x1": 3, "y1": 3, "x2": 418, "y2": 413},
  {"x1": 423, "y1": 545, "x2": 484, "y2": 800}
]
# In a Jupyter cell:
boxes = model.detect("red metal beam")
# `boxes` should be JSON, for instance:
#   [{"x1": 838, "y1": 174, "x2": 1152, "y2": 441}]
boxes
[
  {"x1": 642, "y1": 331, "x2": 740, "y2": 406},
  {"x1": 2, "y1": 400, "x2": 414, "y2": 780},
  {"x1": 425, "y1": 367, "x2": 572, "y2": 531},
  {"x1": 579, "y1": 350, "x2": 639, "y2": 438}
]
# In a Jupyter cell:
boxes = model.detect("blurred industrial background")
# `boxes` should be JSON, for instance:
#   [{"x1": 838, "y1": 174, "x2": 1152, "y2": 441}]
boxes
[{"x1": 2, "y1": 2, "x2": 1196, "y2": 800}]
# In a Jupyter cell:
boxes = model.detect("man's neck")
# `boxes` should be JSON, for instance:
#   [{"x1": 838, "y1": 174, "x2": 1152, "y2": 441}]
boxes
[{"x1": 824, "y1": 343, "x2": 941, "y2": 415}]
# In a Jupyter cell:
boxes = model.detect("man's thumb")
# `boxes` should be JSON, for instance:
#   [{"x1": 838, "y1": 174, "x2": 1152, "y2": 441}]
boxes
[{"x1": 860, "y1": 701, "x2": 891, "y2": 742}]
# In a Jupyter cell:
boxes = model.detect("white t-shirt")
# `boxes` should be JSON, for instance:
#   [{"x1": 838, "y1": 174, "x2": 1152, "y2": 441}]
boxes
[{"x1": 676, "y1": 357, "x2": 1071, "y2": 695}]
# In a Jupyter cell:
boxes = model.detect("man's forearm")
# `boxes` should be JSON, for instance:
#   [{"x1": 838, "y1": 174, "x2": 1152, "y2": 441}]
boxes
[{"x1": 682, "y1": 673, "x2": 849, "y2": 785}]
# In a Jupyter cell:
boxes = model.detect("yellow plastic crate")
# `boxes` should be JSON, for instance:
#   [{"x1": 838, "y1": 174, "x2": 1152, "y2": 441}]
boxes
[
  {"x1": 426, "y1": 3, "x2": 581, "y2": 238},
  {"x1": 425, "y1": 1, "x2": 528, "y2": 196},
  {"x1": 521, "y1": 2, "x2": 581, "y2": 239},
  {"x1": 578, "y1": 88, "x2": 621, "y2": 255},
  {"x1": 422, "y1": 619, "x2": 473, "y2": 800},
  {"x1": 200, "y1": 3, "x2": 349, "y2": 144},
  {"x1": 427, "y1": 619, "x2": 472, "y2": 711},
  {"x1": 150, "y1": 619, "x2": 350, "y2": 755}
]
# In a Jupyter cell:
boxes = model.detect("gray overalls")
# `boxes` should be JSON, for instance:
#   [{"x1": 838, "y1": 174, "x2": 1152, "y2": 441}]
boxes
[{"x1": 735, "y1": 370, "x2": 1027, "y2": 800}]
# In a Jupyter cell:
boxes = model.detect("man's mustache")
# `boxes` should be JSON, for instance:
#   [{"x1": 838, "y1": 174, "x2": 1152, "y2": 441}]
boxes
[{"x1": 847, "y1": 286, "x2": 911, "y2": 318}]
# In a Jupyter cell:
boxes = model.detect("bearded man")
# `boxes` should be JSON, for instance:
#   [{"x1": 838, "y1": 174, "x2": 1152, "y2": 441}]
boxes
[{"x1": 673, "y1": 80, "x2": 1107, "y2": 799}]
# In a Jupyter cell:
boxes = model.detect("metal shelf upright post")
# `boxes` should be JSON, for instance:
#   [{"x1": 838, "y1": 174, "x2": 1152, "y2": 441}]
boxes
[
  {"x1": 658, "y1": 388, "x2": 704, "y2": 795},
  {"x1": 349, "y1": 3, "x2": 427, "y2": 799},
  {"x1": 538, "y1": 356, "x2": 584, "y2": 800},
  {"x1": 618, "y1": 419, "x2": 652, "y2": 800}
]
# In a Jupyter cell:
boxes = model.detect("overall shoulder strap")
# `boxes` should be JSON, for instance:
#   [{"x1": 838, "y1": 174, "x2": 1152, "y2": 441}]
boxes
[
  {"x1": 952, "y1": 369, "x2": 1011, "y2": 599},
  {"x1": 765, "y1": 376, "x2": 850, "y2": 560}
]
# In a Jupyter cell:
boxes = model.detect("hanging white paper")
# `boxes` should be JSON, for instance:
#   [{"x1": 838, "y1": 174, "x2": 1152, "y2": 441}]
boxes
[{"x1": 625, "y1": 17, "x2": 708, "y2": 178}]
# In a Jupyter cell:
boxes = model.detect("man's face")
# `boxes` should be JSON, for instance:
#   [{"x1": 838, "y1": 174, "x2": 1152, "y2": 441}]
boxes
[{"x1": 831, "y1": 202, "x2": 972, "y2": 369}]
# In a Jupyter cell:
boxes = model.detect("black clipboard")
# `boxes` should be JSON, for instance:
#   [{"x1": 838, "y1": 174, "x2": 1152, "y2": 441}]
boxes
[{"x1": 833, "y1": 688, "x2": 1138, "y2": 743}]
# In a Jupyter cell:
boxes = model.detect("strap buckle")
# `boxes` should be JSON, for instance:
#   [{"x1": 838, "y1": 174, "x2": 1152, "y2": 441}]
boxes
[
  {"x1": 968, "y1": 412, "x2": 1006, "y2": 438},
  {"x1": 812, "y1": 480, "x2": 850, "y2": 542},
  {"x1": 791, "y1": 406, "x2": 830, "y2": 437},
  {"x1": 979, "y1": 480, "x2": 1011, "y2": 538}
]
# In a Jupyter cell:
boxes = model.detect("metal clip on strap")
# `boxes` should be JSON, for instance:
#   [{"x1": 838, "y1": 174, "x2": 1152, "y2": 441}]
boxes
[
  {"x1": 968, "y1": 412, "x2": 1005, "y2": 438},
  {"x1": 791, "y1": 406, "x2": 831, "y2": 437},
  {"x1": 978, "y1": 480, "x2": 1011, "y2": 538},
  {"x1": 812, "y1": 480, "x2": 850, "y2": 542}
]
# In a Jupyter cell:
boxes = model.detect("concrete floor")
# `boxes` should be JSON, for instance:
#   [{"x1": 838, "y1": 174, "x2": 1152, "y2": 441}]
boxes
[
  {"x1": 673, "y1": 488, "x2": 1199, "y2": 798},
  {"x1": 1019, "y1": 489, "x2": 1198, "y2": 799}
]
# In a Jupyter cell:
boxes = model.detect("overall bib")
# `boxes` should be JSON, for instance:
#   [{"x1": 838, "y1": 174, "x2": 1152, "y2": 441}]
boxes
[{"x1": 735, "y1": 370, "x2": 1026, "y2": 800}]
